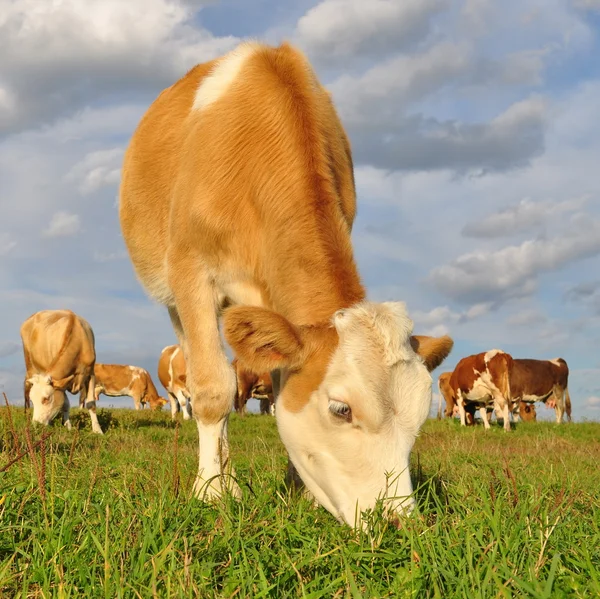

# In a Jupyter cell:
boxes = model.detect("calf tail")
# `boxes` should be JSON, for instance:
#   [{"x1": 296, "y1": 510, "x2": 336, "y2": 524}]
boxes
[
  {"x1": 565, "y1": 387, "x2": 572, "y2": 423},
  {"x1": 437, "y1": 384, "x2": 442, "y2": 420}
]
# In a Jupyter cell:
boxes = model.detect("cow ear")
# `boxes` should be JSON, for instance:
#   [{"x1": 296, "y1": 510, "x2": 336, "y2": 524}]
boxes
[
  {"x1": 410, "y1": 335, "x2": 454, "y2": 372},
  {"x1": 52, "y1": 374, "x2": 75, "y2": 389},
  {"x1": 223, "y1": 306, "x2": 306, "y2": 374}
]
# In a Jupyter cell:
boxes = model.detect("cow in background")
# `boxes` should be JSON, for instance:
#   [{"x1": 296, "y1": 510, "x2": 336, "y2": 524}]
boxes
[
  {"x1": 450, "y1": 350, "x2": 514, "y2": 431},
  {"x1": 232, "y1": 358, "x2": 275, "y2": 416},
  {"x1": 94, "y1": 364, "x2": 167, "y2": 410},
  {"x1": 20, "y1": 309, "x2": 103, "y2": 434},
  {"x1": 511, "y1": 358, "x2": 571, "y2": 423},
  {"x1": 158, "y1": 345, "x2": 192, "y2": 420}
]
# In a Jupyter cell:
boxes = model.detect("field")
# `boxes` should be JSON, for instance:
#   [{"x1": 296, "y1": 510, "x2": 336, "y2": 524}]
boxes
[{"x1": 1, "y1": 407, "x2": 599, "y2": 598}]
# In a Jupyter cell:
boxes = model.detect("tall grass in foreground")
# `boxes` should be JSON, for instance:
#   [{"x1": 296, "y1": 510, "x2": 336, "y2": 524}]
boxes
[{"x1": 1, "y1": 406, "x2": 599, "y2": 598}]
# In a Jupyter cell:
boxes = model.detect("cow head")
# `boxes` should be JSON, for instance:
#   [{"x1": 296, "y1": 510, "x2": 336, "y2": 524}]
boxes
[
  {"x1": 224, "y1": 301, "x2": 453, "y2": 528},
  {"x1": 150, "y1": 396, "x2": 169, "y2": 411},
  {"x1": 27, "y1": 373, "x2": 71, "y2": 425}
]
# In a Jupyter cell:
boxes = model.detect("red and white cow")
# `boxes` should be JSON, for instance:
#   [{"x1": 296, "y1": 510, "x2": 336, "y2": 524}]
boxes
[
  {"x1": 232, "y1": 358, "x2": 275, "y2": 415},
  {"x1": 448, "y1": 350, "x2": 514, "y2": 431},
  {"x1": 511, "y1": 358, "x2": 572, "y2": 423},
  {"x1": 119, "y1": 40, "x2": 453, "y2": 527}
]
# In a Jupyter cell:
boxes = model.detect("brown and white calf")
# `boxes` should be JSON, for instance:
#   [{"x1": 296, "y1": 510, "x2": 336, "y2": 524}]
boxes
[
  {"x1": 232, "y1": 358, "x2": 275, "y2": 416},
  {"x1": 448, "y1": 350, "x2": 514, "y2": 431},
  {"x1": 94, "y1": 363, "x2": 167, "y2": 410},
  {"x1": 20, "y1": 309, "x2": 103, "y2": 434},
  {"x1": 511, "y1": 358, "x2": 571, "y2": 423},
  {"x1": 119, "y1": 41, "x2": 453, "y2": 527},
  {"x1": 157, "y1": 345, "x2": 192, "y2": 420}
]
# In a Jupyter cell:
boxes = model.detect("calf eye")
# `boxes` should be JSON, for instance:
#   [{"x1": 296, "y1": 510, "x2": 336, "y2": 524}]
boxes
[{"x1": 328, "y1": 399, "x2": 352, "y2": 422}]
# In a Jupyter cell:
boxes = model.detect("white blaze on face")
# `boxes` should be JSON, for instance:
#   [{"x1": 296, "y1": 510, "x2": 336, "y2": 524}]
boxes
[
  {"x1": 28, "y1": 374, "x2": 64, "y2": 425},
  {"x1": 276, "y1": 301, "x2": 433, "y2": 528}
]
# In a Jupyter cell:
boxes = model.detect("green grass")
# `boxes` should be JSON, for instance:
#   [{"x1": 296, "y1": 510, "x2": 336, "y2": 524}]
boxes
[{"x1": 1, "y1": 407, "x2": 599, "y2": 598}]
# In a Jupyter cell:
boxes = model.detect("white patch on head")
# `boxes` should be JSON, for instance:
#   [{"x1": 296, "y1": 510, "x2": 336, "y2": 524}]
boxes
[
  {"x1": 192, "y1": 42, "x2": 261, "y2": 112},
  {"x1": 28, "y1": 373, "x2": 64, "y2": 425},
  {"x1": 277, "y1": 300, "x2": 433, "y2": 528},
  {"x1": 484, "y1": 349, "x2": 504, "y2": 363},
  {"x1": 550, "y1": 358, "x2": 562, "y2": 367}
]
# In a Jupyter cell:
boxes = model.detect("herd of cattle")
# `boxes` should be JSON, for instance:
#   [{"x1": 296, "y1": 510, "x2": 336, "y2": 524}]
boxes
[
  {"x1": 13, "y1": 41, "x2": 576, "y2": 528},
  {"x1": 20, "y1": 309, "x2": 275, "y2": 432},
  {"x1": 437, "y1": 349, "x2": 572, "y2": 430}
]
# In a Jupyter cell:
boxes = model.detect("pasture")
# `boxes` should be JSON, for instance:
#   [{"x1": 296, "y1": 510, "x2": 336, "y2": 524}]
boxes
[{"x1": 1, "y1": 406, "x2": 599, "y2": 598}]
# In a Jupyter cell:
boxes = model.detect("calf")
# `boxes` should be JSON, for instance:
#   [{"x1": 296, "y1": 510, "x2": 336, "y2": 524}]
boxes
[
  {"x1": 94, "y1": 363, "x2": 167, "y2": 410},
  {"x1": 158, "y1": 345, "x2": 192, "y2": 420},
  {"x1": 232, "y1": 358, "x2": 275, "y2": 415},
  {"x1": 120, "y1": 40, "x2": 453, "y2": 527},
  {"x1": 21, "y1": 309, "x2": 103, "y2": 434}
]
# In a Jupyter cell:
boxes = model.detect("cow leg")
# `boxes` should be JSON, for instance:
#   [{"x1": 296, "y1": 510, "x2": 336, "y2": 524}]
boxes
[
  {"x1": 132, "y1": 394, "x2": 143, "y2": 410},
  {"x1": 83, "y1": 374, "x2": 103, "y2": 434},
  {"x1": 553, "y1": 386, "x2": 564, "y2": 424},
  {"x1": 479, "y1": 406, "x2": 490, "y2": 430},
  {"x1": 166, "y1": 283, "x2": 239, "y2": 501},
  {"x1": 62, "y1": 393, "x2": 72, "y2": 430},
  {"x1": 457, "y1": 392, "x2": 467, "y2": 427},
  {"x1": 259, "y1": 397, "x2": 269, "y2": 415},
  {"x1": 501, "y1": 400, "x2": 511, "y2": 432},
  {"x1": 168, "y1": 391, "x2": 179, "y2": 420},
  {"x1": 176, "y1": 389, "x2": 191, "y2": 420}
]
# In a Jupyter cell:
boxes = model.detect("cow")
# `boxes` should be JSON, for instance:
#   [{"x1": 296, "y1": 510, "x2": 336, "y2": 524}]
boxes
[
  {"x1": 119, "y1": 40, "x2": 453, "y2": 527},
  {"x1": 510, "y1": 358, "x2": 572, "y2": 423},
  {"x1": 20, "y1": 309, "x2": 103, "y2": 434},
  {"x1": 449, "y1": 350, "x2": 514, "y2": 431},
  {"x1": 232, "y1": 358, "x2": 275, "y2": 416},
  {"x1": 94, "y1": 363, "x2": 167, "y2": 410},
  {"x1": 158, "y1": 345, "x2": 192, "y2": 420},
  {"x1": 440, "y1": 367, "x2": 538, "y2": 426}
]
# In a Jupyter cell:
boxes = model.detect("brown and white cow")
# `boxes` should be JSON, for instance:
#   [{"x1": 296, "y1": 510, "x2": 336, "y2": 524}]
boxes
[
  {"x1": 232, "y1": 358, "x2": 275, "y2": 416},
  {"x1": 94, "y1": 363, "x2": 167, "y2": 410},
  {"x1": 448, "y1": 350, "x2": 513, "y2": 431},
  {"x1": 158, "y1": 345, "x2": 192, "y2": 420},
  {"x1": 119, "y1": 41, "x2": 453, "y2": 527},
  {"x1": 440, "y1": 366, "x2": 539, "y2": 426},
  {"x1": 511, "y1": 358, "x2": 572, "y2": 423},
  {"x1": 20, "y1": 309, "x2": 103, "y2": 434}
]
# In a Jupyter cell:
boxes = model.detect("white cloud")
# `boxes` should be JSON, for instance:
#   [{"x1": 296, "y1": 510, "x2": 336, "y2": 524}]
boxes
[
  {"x1": 584, "y1": 396, "x2": 600, "y2": 408},
  {"x1": 462, "y1": 195, "x2": 589, "y2": 238},
  {"x1": 430, "y1": 214, "x2": 600, "y2": 304},
  {"x1": 66, "y1": 148, "x2": 124, "y2": 195},
  {"x1": 0, "y1": 0, "x2": 238, "y2": 133},
  {"x1": 573, "y1": 0, "x2": 600, "y2": 11},
  {"x1": 43, "y1": 212, "x2": 81, "y2": 238},
  {"x1": 0, "y1": 233, "x2": 17, "y2": 256},
  {"x1": 296, "y1": 0, "x2": 444, "y2": 62},
  {"x1": 506, "y1": 309, "x2": 547, "y2": 327}
]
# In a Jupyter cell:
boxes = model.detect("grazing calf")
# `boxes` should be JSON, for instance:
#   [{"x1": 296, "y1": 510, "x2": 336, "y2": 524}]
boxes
[
  {"x1": 450, "y1": 350, "x2": 514, "y2": 431},
  {"x1": 94, "y1": 364, "x2": 167, "y2": 410},
  {"x1": 158, "y1": 345, "x2": 192, "y2": 420},
  {"x1": 511, "y1": 358, "x2": 571, "y2": 423},
  {"x1": 120, "y1": 41, "x2": 453, "y2": 527},
  {"x1": 20, "y1": 309, "x2": 103, "y2": 434},
  {"x1": 232, "y1": 358, "x2": 275, "y2": 415}
]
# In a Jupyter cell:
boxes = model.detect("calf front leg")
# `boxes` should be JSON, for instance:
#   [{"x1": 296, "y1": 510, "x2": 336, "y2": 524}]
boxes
[
  {"x1": 83, "y1": 374, "x2": 103, "y2": 434},
  {"x1": 168, "y1": 269, "x2": 239, "y2": 501}
]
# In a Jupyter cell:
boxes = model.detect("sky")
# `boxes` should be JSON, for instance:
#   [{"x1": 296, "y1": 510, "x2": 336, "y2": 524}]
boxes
[{"x1": 1, "y1": 0, "x2": 599, "y2": 419}]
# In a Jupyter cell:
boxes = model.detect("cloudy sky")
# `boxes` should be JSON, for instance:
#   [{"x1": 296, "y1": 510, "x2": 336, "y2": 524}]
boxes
[{"x1": 1, "y1": 0, "x2": 599, "y2": 419}]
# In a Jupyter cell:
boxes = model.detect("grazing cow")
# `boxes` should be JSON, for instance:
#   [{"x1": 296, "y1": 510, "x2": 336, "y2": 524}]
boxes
[
  {"x1": 232, "y1": 358, "x2": 275, "y2": 416},
  {"x1": 449, "y1": 350, "x2": 514, "y2": 431},
  {"x1": 158, "y1": 345, "x2": 192, "y2": 420},
  {"x1": 119, "y1": 41, "x2": 453, "y2": 527},
  {"x1": 20, "y1": 309, "x2": 103, "y2": 434},
  {"x1": 94, "y1": 363, "x2": 167, "y2": 410},
  {"x1": 510, "y1": 358, "x2": 572, "y2": 423}
]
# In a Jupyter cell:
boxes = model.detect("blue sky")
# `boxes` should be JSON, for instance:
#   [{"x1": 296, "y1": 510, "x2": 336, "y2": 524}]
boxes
[{"x1": 1, "y1": 0, "x2": 599, "y2": 418}]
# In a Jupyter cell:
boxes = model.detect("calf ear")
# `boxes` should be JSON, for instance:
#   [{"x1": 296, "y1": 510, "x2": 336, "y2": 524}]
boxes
[
  {"x1": 223, "y1": 306, "x2": 306, "y2": 374},
  {"x1": 410, "y1": 335, "x2": 454, "y2": 372},
  {"x1": 52, "y1": 374, "x2": 75, "y2": 389}
]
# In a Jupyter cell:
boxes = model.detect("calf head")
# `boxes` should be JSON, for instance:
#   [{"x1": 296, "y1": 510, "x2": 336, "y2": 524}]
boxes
[
  {"x1": 27, "y1": 373, "x2": 72, "y2": 425},
  {"x1": 224, "y1": 301, "x2": 453, "y2": 527},
  {"x1": 149, "y1": 396, "x2": 169, "y2": 411}
]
